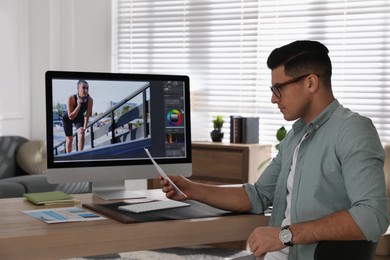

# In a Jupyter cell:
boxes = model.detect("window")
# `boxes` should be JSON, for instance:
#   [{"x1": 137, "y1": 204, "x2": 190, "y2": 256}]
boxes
[{"x1": 112, "y1": 0, "x2": 390, "y2": 144}]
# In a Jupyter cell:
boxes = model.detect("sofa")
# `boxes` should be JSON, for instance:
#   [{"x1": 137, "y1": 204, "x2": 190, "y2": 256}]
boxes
[{"x1": 0, "y1": 135, "x2": 90, "y2": 198}]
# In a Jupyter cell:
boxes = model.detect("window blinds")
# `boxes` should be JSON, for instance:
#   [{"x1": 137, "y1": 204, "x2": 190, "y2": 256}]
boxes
[{"x1": 112, "y1": 0, "x2": 390, "y2": 144}]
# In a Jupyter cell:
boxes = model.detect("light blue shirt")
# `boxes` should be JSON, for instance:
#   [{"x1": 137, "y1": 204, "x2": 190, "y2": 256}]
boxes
[{"x1": 244, "y1": 99, "x2": 389, "y2": 260}]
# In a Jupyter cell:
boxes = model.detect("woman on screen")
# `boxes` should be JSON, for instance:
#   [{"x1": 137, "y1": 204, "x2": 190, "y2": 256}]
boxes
[{"x1": 62, "y1": 80, "x2": 93, "y2": 153}]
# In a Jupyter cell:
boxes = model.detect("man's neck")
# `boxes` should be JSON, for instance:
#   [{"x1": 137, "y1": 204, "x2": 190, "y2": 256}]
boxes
[{"x1": 304, "y1": 95, "x2": 335, "y2": 124}]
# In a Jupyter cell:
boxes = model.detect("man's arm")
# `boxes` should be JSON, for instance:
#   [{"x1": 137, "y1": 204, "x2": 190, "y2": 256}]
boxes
[
  {"x1": 160, "y1": 175, "x2": 252, "y2": 213},
  {"x1": 291, "y1": 210, "x2": 365, "y2": 243},
  {"x1": 248, "y1": 210, "x2": 365, "y2": 257}
]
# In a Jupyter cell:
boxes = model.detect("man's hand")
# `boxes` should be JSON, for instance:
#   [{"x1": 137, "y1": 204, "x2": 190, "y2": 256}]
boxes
[
  {"x1": 248, "y1": 226, "x2": 285, "y2": 257},
  {"x1": 159, "y1": 175, "x2": 191, "y2": 200},
  {"x1": 160, "y1": 175, "x2": 252, "y2": 213}
]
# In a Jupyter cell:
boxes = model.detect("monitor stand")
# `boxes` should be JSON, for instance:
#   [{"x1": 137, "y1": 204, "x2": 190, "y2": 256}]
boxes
[{"x1": 92, "y1": 181, "x2": 146, "y2": 200}]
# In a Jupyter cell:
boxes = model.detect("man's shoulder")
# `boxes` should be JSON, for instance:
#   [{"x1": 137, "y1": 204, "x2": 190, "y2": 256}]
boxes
[
  {"x1": 321, "y1": 104, "x2": 377, "y2": 139},
  {"x1": 332, "y1": 104, "x2": 369, "y2": 123},
  {"x1": 330, "y1": 105, "x2": 379, "y2": 142}
]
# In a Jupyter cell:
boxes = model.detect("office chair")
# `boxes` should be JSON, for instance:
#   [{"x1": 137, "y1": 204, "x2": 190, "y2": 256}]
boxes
[{"x1": 314, "y1": 240, "x2": 378, "y2": 260}]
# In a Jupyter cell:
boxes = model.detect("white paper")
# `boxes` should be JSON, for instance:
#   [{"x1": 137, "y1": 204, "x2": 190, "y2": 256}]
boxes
[{"x1": 144, "y1": 148, "x2": 187, "y2": 197}]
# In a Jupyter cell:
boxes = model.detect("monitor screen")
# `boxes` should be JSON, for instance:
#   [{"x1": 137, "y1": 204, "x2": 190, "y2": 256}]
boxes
[{"x1": 45, "y1": 71, "x2": 192, "y2": 200}]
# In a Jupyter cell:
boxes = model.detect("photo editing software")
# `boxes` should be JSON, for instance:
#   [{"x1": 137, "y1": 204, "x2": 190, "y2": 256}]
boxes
[{"x1": 164, "y1": 81, "x2": 187, "y2": 157}]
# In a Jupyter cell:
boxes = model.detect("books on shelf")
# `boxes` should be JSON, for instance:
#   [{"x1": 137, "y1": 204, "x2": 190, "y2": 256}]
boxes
[
  {"x1": 230, "y1": 115, "x2": 242, "y2": 143},
  {"x1": 230, "y1": 116, "x2": 259, "y2": 144}
]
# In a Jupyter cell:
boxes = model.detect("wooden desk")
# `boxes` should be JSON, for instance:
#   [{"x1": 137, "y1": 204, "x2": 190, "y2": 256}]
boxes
[{"x1": 0, "y1": 190, "x2": 269, "y2": 260}]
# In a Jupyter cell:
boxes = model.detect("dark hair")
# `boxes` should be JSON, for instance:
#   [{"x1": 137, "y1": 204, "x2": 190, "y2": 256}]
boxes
[
  {"x1": 267, "y1": 40, "x2": 332, "y2": 87},
  {"x1": 77, "y1": 80, "x2": 89, "y2": 86}
]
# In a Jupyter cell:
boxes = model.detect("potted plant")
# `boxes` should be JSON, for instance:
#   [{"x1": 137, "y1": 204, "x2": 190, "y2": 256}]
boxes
[
  {"x1": 210, "y1": 115, "x2": 224, "y2": 142},
  {"x1": 257, "y1": 126, "x2": 287, "y2": 172},
  {"x1": 275, "y1": 126, "x2": 287, "y2": 150}
]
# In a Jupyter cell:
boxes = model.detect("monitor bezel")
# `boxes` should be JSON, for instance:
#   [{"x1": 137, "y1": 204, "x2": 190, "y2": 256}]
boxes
[{"x1": 45, "y1": 70, "x2": 192, "y2": 183}]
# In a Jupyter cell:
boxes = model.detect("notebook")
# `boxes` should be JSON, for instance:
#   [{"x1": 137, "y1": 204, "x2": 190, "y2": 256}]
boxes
[{"x1": 24, "y1": 191, "x2": 77, "y2": 205}]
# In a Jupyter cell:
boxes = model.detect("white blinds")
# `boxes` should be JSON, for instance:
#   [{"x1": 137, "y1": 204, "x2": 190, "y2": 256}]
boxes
[{"x1": 112, "y1": 0, "x2": 390, "y2": 144}]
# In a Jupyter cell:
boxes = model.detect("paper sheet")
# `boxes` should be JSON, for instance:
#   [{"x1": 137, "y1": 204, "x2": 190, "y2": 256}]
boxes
[
  {"x1": 23, "y1": 207, "x2": 106, "y2": 224},
  {"x1": 144, "y1": 148, "x2": 187, "y2": 197}
]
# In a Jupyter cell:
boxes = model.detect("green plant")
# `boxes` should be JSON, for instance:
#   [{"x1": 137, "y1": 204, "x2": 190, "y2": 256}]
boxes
[
  {"x1": 275, "y1": 126, "x2": 287, "y2": 150},
  {"x1": 257, "y1": 126, "x2": 287, "y2": 172},
  {"x1": 213, "y1": 115, "x2": 224, "y2": 130}
]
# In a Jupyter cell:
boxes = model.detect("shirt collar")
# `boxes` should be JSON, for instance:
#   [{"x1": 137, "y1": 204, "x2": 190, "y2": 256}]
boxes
[{"x1": 292, "y1": 99, "x2": 340, "y2": 134}]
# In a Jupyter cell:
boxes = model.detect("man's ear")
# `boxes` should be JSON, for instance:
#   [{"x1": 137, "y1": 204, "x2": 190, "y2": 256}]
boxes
[{"x1": 307, "y1": 74, "x2": 319, "y2": 93}]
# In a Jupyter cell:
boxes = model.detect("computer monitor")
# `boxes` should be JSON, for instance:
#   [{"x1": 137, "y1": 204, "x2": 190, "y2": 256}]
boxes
[{"x1": 45, "y1": 71, "x2": 192, "y2": 200}]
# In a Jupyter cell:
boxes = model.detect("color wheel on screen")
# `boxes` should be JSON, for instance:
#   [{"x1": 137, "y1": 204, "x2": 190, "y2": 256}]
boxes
[{"x1": 167, "y1": 109, "x2": 183, "y2": 126}]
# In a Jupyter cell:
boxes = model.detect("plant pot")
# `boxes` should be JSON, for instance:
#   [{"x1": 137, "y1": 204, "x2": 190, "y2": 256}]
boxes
[{"x1": 210, "y1": 130, "x2": 224, "y2": 142}]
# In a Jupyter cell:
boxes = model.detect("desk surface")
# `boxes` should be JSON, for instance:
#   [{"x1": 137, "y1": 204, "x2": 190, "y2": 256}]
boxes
[{"x1": 0, "y1": 190, "x2": 269, "y2": 260}]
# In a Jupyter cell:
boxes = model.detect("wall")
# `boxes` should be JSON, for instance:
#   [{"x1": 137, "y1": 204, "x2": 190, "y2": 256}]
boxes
[
  {"x1": 30, "y1": 0, "x2": 112, "y2": 140},
  {"x1": 1, "y1": 0, "x2": 147, "y2": 189},
  {"x1": 0, "y1": 0, "x2": 111, "y2": 139},
  {"x1": 0, "y1": 0, "x2": 30, "y2": 137}
]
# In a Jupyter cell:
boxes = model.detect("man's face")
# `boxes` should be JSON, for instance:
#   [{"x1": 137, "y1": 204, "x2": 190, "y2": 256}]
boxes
[{"x1": 270, "y1": 66, "x2": 311, "y2": 122}]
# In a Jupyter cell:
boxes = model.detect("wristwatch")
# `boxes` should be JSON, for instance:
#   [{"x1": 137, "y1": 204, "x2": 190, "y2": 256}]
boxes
[{"x1": 279, "y1": 225, "x2": 294, "y2": 247}]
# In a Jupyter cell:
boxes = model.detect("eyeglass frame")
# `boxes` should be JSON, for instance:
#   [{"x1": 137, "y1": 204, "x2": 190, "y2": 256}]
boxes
[{"x1": 270, "y1": 73, "x2": 319, "y2": 98}]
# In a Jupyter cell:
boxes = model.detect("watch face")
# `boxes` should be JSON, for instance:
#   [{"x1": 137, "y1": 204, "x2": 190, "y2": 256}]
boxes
[{"x1": 279, "y1": 229, "x2": 292, "y2": 243}]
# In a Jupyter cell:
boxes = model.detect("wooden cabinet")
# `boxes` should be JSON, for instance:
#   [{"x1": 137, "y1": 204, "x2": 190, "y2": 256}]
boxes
[{"x1": 190, "y1": 141, "x2": 271, "y2": 184}]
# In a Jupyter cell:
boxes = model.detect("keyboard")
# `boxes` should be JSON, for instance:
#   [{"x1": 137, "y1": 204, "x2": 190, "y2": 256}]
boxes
[{"x1": 118, "y1": 200, "x2": 191, "y2": 213}]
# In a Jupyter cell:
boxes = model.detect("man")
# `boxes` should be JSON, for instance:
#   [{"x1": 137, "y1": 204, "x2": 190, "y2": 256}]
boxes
[{"x1": 160, "y1": 40, "x2": 389, "y2": 259}]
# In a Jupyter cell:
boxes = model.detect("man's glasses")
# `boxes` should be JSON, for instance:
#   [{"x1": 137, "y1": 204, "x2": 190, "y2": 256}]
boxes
[{"x1": 270, "y1": 74, "x2": 314, "y2": 98}]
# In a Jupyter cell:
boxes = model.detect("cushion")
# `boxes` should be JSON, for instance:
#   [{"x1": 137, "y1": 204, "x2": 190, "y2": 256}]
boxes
[
  {"x1": 0, "y1": 136, "x2": 28, "y2": 178},
  {"x1": 16, "y1": 140, "x2": 47, "y2": 175}
]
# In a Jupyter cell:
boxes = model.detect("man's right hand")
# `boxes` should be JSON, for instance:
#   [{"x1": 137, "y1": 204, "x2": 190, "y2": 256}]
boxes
[
  {"x1": 159, "y1": 175, "x2": 252, "y2": 213},
  {"x1": 159, "y1": 175, "x2": 192, "y2": 200}
]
